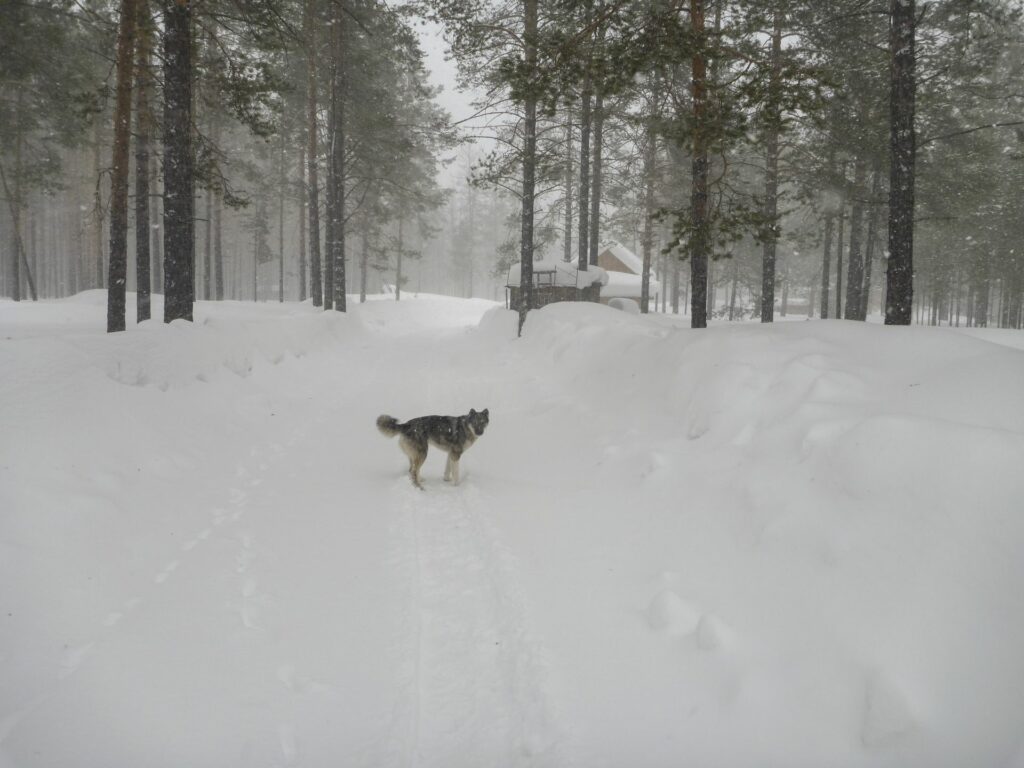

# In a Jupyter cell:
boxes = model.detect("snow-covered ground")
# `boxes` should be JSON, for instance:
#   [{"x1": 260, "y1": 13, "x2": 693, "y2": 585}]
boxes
[{"x1": 2, "y1": 291, "x2": 1024, "y2": 768}]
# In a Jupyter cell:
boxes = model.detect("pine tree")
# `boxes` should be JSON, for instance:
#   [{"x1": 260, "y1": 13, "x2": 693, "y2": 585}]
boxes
[
  {"x1": 162, "y1": 0, "x2": 194, "y2": 323},
  {"x1": 106, "y1": 0, "x2": 140, "y2": 332}
]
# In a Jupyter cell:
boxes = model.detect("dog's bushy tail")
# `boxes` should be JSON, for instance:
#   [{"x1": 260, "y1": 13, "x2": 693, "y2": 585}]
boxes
[{"x1": 376, "y1": 414, "x2": 400, "y2": 437}]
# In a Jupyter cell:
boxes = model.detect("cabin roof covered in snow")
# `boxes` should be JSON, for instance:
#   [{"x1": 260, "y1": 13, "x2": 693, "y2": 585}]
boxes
[
  {"x1": 599, "y1": 240, "x2": 647, "y2": 276},
  {"x1": 506, "y1": 259, "x2": 609, "y2": 288}
]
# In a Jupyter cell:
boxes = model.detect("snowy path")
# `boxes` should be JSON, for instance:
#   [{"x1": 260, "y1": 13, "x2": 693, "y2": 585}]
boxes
[
  {"x1": 1, "y1": 296, "x2": 564, "y2": 768},
  {"x1": 388, "y1": 480, "x2": 559, "y2": 767},
  {"x1": 5, "y1": 293, "x2": 1024, "y2": 767}
]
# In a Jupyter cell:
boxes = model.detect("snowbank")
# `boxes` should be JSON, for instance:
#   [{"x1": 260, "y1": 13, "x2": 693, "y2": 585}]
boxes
[
  {"x1": 602, "y1": 268, "x2": 661, "y2": 299},
  {"x1": 2, "y1": 293, "x2": 1024, "y2": 767}
]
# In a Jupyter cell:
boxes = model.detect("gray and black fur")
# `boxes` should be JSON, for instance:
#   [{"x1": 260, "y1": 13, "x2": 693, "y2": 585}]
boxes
[{"x1": 377, "y1": 409, "x2": 489, "y2": 489}]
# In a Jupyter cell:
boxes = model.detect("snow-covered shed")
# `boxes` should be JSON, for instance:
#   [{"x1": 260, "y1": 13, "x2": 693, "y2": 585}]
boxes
[
  {"x1": 596, "y1": 241, "x2": 661, "y2": 306},
  {"x1": 505, "y1": 258, "x2": 608, "y2": 310}
]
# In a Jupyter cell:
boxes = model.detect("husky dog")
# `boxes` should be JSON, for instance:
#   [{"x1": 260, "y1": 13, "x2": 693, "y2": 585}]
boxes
[{"x1": 377, "y1": 409, "x2": 489, "y2": 489}]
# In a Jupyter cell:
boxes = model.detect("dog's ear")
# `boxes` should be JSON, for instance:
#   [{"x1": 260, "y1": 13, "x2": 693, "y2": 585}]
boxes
[
  {"x1": 470, "y1": 408, "x2": 477, "y2": 416},
  {"x1": 483, "y1": 408, "x2": 489, "y2": 418}
]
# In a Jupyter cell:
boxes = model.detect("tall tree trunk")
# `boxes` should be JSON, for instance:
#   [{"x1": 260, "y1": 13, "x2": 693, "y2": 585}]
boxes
[
  {"x1": 278, "y1": 133, "x2": 285, "y2": 303},
  {"x1": 298, "y1": 145, "x2": 307, "y2": 302},
  {"x1": 563, "y1": 103, "x2": 573, "y2": 262},
  {"x1": 588, "y1": 87, "x2": 604, "y2": 266},
  {"x1": 728, "y1": 258, "x2": 738, "y2": 320},
  {"x1": 106, "y1": 0, "x2": 139, "y2": 332},
  {"x1": 135, "y1": 0, "x2": 152, "y2": 321},
  {"x1": 150, "y1": 154, "x2": 163, "y2": 292},
  {"x1": 327, "y1": 0, "x2": 346, "y2": 311},
  {"x1": 640, "y1": 123, "x2": 656, "y2": 313},
  {"x1": 8, "y1": 181, "x2": 20, "y2": 301},
  {"x1": 8, "y1": 88, "x2": 24, "y2": 301},
  {"x1": 760, "y1": 8, "x2": 782, "y2": 323},
  {"x1": 305, "y1": 0, "x2": 322, "y2": 307},
  {"x1": 808, "y1": 271, "x2": 816, "y2": 318},
  {"x1": 252, "y1": 224, "x2": 259, "y2": 301},
  {"x1": 576, "y1": 94, "x2": 590, "y2": 272},
  {"x1": 707, "y1": 258, "x2": 715, "y2": 317},
  {"x1": 395, "y1": 216, "x2": 403, "y2": 301},
  {"x1": 518, "y1": 0, "x2": 538, "y2": 335},
  {"x1": 659, "y1": 244, "x2": 667, "y2": 312},
  {"x1": 844, "y1": 157, "x2": 868, "y2": 320},
  {"x1": 203, "y1": 186, "x2": 212, "y2": 301},
  {"x1": 885, "y1": 0, "x2": 916, "y2": 325},
  {"x1": 359, "y1": 221, "x2": 369, "y2": 303},
  {"x1": 780, "y1": 255, "x2": 788, "y2": 315},
  {"x1": 671, "y1": 248, "x2": 680, "y2": 314},
  {"x1": 212, "y1": 117, "x2": 224, "y2": 301},
  {"x1": 835, "y1": 195, "x2": 845, "y2": 319},
  {"x1": 214, "y1": 185, "x2": 223, "y2": 300},
  {"x1": 93, "y1": 118, "x2": 105, "y2": 290},
  {"x1": 163, "y1": 0, "x2": 194, "y2": 323},
  {"x1": 323, "y1": 165, "x2": 334, "y2": 310},
  {"x1": 820, "y1": 213, "x2": 833, "y2": 318},
  {"x1": 690, "y1": 0, "x2": 709, "y2": 329},
  {"x1": 466, "y1": 173, "x2": 477, "y2": 297},
  {"x1": 861, "y1": 161, "x2": 882, "y2": 318},
  {"x1": 28, "y1": 205, "x2": 37, "y2": 297},
  {"x1": 577, "y1": 0, "x2": 593, "y2": 272}
]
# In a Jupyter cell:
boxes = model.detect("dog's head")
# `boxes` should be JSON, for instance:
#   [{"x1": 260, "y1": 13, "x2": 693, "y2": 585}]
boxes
[{"x1": 468, "y1": 408, "x2": 489, "y2": 436}]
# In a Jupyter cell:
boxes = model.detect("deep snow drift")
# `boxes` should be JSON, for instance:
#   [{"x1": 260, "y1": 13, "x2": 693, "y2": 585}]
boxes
[{"x1": 2, "y1": 292, "x2": 1024, "y2": 768}]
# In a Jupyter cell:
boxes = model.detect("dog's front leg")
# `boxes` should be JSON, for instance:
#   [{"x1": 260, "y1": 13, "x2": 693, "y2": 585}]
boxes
[
  {"x1": 444, "y1": 453, "x2": 454, "y2": 482},
  {"x1": 450, "y1": 455, "x2": 461, "y2": 485}
]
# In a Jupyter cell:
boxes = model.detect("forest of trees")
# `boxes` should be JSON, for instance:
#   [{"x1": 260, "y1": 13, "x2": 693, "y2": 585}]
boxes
[{"x1": 2, "y1": 0, "x2": 1024, "y2": 332}]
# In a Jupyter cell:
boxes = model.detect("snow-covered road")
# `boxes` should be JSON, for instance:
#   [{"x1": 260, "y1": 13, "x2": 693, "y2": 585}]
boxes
[
  {"x1": 1, "y1": 294, "x2": 565, "y2": 768},
  {"x1": 4, "y1": 292, "x2": 1024, "y2": 767}
]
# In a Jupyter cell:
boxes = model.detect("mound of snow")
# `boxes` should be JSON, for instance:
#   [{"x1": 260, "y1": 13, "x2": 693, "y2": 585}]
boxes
[{"x1": 646, "y1": 590, "x2": 701, "y2": 636}]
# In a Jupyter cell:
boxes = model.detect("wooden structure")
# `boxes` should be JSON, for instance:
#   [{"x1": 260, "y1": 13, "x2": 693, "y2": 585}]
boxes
[{"x1": 505, "y1": 259, "x2": 606, "y2": 311}]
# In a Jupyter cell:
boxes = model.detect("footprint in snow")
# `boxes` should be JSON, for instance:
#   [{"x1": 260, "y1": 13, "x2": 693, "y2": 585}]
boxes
[
  {"x1": 278, "y1": 664, "x2": 331, "y2": 695},
  {"x1": 862, "y1": 673, "x2": 916, "y2": 748},
  {"x1": 155, "y1": 560, "x2": 179, "y2": 584},
  {"x1": 236, "y1": 537, "x2": 255, "y2": 573},
  {"x1": 278, "y1": 724, "x2": 297, "y2": 765},
  {"x1": 646, "y1": 590, "x2": 701, "y2": 636},
  {"x1": 695, "y1": 614, "x2": 735, "y2": 651},
  {"x1": 241, "y1": 577, "x2": 258, "y2": 597},
  {"x1": 59, "y1": 643, "x2": 94, "y2": 679}
]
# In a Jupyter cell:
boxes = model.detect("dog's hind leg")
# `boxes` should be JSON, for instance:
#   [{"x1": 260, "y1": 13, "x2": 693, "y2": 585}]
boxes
[
  {"x1": 410, "y1": 455, "x2": 426, "y2": 489},
  {"x1": 400, "y1": 436, "x2": 427, "y2": 490}
]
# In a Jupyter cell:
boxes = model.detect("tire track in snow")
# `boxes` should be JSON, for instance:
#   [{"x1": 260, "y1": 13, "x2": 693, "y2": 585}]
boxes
[{"x1": 391, "y1": 479, "x2": 562, "y2": 768}]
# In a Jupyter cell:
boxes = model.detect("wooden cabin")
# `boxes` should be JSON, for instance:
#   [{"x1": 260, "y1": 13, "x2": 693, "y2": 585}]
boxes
[
  {"x1": 505, "y1": 259, "x2": 607, "y2": 310},
  {"x1": 595, "y1": 241, "x2": 661, "y2": 309}
]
